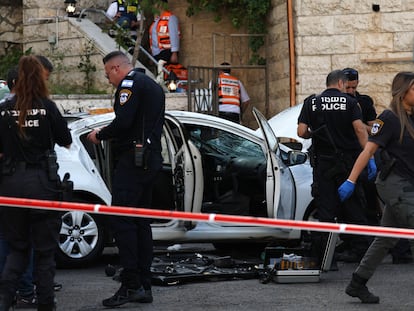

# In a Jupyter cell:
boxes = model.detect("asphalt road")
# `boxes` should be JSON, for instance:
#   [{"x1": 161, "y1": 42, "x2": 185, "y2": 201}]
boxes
[{"x1": 53, "y1": 244, "x2": 414, "y2": 311}]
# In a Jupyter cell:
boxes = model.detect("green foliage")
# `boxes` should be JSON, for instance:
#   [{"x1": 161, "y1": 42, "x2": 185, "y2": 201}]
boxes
[
  {"x1": 0, "y1": 46, "x2": 32, "y2": 79},
  {"x1": 78, "y1": 40, "x2": 97, "y2": 93},
  {"x1": 186, "y1": 0, "x2": 271, "y2": 60}
]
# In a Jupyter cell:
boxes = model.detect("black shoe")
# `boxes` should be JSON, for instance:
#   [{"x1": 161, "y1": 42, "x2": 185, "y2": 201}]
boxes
[
  {"x1": 102, "y1": 285, "x2": 150, "y2": 307},
  {"x1": 133, "y1": 287, "x2": 153, "y2": 303},
  {"x1": 345, "y1": 273, "x2": 379, "y2": 304},
  {"x1": 16, "y1": 292, "x2": 37, "y2": 307}
]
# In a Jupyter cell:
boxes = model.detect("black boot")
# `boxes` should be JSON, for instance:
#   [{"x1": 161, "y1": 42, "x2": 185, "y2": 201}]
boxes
[
  {"x1": 37, "y1": 303, "x2": 56, "y2": 311},
  {"x1": 345, "y1": 273, "x2": 379, "y2": 303}
]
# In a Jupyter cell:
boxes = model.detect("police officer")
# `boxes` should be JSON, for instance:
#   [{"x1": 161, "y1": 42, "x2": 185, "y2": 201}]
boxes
[
  {"x1": 0, "y1": 56, "x2": 72, "y2": 311},
  {"x1": 217, "y1": 62, "x2": 250, "y2": 124},
  {"x1": 87, "y1": 51, "x2": 164, "y2": 307},
  {"x1": 343, "y1": 68, "x2": 413, "y2": 263},
  {"x1": 338, "y1": 67, "x2": 381, "y2": 262},
  {"x1": 338, "y1": 71, "x2": 414, "y2": 303},
  {"x1": 343, "y1": 68, "x2": 377, "y2": 132},
  {"x1": 297, "y1": 69, "x2": 374, "y2": 267}
]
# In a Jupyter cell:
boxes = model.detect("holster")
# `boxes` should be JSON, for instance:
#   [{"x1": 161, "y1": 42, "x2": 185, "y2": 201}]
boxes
[
  {"x1": 134, "y1": 142, "x2": 150, "y2": 170},
  {"x1": 59, "y1": 172, "x2": 73, "y2": 202},
  {"x1": 45, "y1": 150, "x2": 59, "y2": 182}
]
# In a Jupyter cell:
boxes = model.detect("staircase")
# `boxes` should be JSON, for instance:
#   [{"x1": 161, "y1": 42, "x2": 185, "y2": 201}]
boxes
[
  {"x1": 60, "y1": 12, "x2": 187, "y2": 113},
  {"x1": 67, "y1": 16, "x2": 156, "y2": 80}
]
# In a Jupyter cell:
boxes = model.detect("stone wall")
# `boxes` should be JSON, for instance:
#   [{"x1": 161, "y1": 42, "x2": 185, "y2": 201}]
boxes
[
  {"x1": 0, "y1": 2, "x2": 23, "y2": 55},
  {"x1": 294, "y1": 0, "x2": 414, "y2": 112},
  {"x1": 51, "y1": 93, "x2": 187, "y2": 114}
]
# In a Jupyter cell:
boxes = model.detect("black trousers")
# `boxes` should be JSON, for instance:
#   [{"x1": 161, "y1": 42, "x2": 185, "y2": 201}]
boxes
[
  {"x1": 311, "y1": 157, "x2": 371, "y2": 263},
  {"x1": 110, "y1": 153, "x2": 159, "y2": 290},
  {"x1": 154, "y1": 49, "x2": 172, "y2": 63},
  {"x1": 0, "y1": 166, "x2": 61, "y2": 306},
  {"x1": 218, "y1": 111, "x2": 240, "y2": 124}
]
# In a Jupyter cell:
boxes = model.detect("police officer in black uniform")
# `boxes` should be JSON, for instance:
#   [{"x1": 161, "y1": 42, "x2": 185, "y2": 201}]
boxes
[
  {"x1": 87, "y1": 51, "x2": 164, "y2": 307},
  {"x1": 338, "y1": 71, "x2": 414, "y2": 303},
  {"x1": 297, "y1": 69, "x2": 374, "y2": 267},
  {"x1": 0, "y1": 56, "x2": 72, "y2": 311}
]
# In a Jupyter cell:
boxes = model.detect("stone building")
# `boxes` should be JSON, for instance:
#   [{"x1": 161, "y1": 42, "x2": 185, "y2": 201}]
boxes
[{"x1": 1, "y1": 0, "x2": 414, "y2": 118}]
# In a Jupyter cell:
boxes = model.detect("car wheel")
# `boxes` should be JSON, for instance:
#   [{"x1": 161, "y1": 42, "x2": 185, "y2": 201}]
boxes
[{"x1": 56, "y1": 211, "x2": 105, "y2": 267}]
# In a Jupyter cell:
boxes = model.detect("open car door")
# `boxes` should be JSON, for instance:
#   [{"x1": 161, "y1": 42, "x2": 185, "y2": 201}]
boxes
[
  {"x1": 163, "y1": 114, "x2": 204, "y2": 217},
  {"x1": 253, "y1": 108, "x2": 296, "y2": 220},
  {"x1": 253, "y1": 107, "x2": 280, "y2": 218}
]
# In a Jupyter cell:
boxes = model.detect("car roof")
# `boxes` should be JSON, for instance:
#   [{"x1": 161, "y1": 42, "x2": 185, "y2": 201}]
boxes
[{"x1": 67, "y1": 110, "x2": 261, "y2": 138}]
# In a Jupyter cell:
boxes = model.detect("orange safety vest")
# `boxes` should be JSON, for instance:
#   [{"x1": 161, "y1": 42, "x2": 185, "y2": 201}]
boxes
[
  {"x1": 218, "y1": 73, "x2": 241, "y2": 106},
  {"x1": 149, "y1": 11, "x2": 180, "y2": 50}
]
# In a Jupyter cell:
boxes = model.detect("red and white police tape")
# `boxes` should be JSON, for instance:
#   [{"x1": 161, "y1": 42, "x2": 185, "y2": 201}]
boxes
[{"x1": 1, "y1": 195, "x2": 414, "y2": 240}]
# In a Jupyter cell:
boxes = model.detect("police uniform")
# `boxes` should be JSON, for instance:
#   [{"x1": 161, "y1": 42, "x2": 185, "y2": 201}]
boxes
[
  {"x1": 355, "y1": 92, "x2": 376, "y2": 125},
  {"x1": 350, "y1": 91, "x2": 381, "y2": 226},
  {"x1": 298, "y1": 88, "x2": 370, "y2": 264},
  {"x1": 0, "y1": 97, "x2": 72, "y2": 307},
  {"x1": 355, "y1": 110, "x2": 414, "y2": 279},
  {"x1": 97, "y1": 69, "x2": 165, "y2": 294}
]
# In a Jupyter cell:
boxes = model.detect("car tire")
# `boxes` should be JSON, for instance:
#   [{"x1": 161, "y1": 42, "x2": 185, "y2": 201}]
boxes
[{"x1": 56, "y1": 210, "x2": 105, "y2": 267}]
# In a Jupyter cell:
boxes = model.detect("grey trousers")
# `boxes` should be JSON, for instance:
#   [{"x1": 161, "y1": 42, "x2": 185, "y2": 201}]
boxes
[{"x1": 355, "y1": 172, "x2": 414, "y2": 280}]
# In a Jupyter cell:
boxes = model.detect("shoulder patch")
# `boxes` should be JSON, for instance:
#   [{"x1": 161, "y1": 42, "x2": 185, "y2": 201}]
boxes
[
  {"x1": 370, "y1": 119, "x2": 384, "y2": 136},
  {"x1": 119, "y1": 89, "x2": 132, "y2": 106},
  {"x1": 121, "y1": 80, "x2": 134, "y2": 88}
]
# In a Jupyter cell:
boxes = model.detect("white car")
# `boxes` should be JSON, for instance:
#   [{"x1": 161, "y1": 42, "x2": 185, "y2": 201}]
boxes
[{"x1": 55, "y1": 107, "x2": 314, "y2": 266}]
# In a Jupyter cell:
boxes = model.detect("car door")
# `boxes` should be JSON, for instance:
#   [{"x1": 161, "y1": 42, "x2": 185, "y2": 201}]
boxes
[
  {"x1": 253, "y1": 107, "x2": 296, "y2": 220},
  {"x1": 164, "y1": 114, "x2": 204, "y2": 216}
]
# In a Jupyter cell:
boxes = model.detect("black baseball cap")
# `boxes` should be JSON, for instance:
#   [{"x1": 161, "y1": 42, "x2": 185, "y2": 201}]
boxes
[{"x1": 342, "y1": 68, "x2": 359, "y2": 81}]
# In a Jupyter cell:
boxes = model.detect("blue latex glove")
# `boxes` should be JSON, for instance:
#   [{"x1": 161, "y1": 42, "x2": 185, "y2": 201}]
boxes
[
  {"x1": 338, "y1": 180, "x2": 355, "y2": 202},
  {"x1": 367, "y1": 158, "x2": 377, "y2": 180}
]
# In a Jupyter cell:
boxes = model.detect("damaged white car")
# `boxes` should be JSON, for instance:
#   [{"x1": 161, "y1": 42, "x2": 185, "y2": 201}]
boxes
[{"x1": 55, "y1": 107, "x2": 314, "y2": 266}]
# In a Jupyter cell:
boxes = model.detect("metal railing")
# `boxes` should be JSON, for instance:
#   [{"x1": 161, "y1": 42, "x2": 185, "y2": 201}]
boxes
[{"x1": 187, "y1": 65, "x2": 268, "y2": 116}]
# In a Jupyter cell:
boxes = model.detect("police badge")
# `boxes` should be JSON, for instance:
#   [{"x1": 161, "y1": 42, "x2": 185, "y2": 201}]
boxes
[
  {"x1": 370, "y1": 119, "x2": 384, "y2": 136},
  {"x1": 119, "y1": 89, "x2": 132, "y2": 106}
]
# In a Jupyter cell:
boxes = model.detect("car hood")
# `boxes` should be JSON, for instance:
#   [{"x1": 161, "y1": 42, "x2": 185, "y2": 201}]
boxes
[{"x1": 264, "y1": 103, "x2": 311, "y2": 151}]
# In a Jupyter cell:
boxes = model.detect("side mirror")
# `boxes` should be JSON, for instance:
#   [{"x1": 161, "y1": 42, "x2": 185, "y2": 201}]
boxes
[{"x1": 287, "y1": 150, "x2": 307, "y2": 166}]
